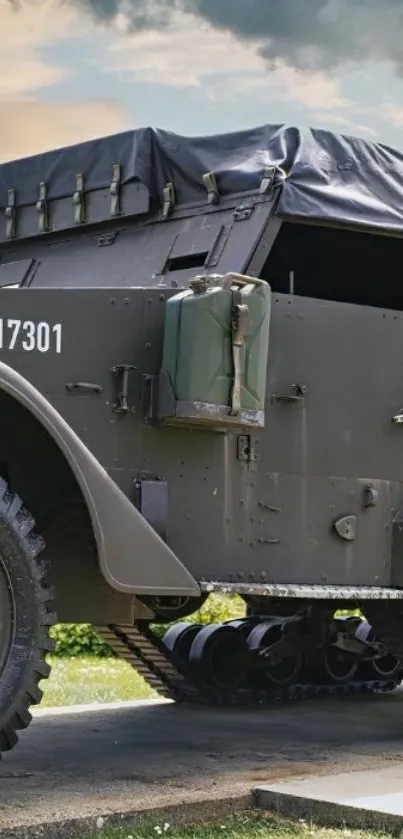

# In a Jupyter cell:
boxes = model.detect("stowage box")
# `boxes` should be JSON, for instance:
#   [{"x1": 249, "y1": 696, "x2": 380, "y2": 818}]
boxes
[{"x1": 159, "y1": 272, "x2": 271, "y2": 430}]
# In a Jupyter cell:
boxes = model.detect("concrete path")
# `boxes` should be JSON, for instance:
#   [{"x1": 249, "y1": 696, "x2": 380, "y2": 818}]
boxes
[
  {"x1": 256, "y1": 765, "x2": 403, "y2": 816},
  {"x1": 2, "y1": 688, "x2": 403, "y2": 836}
]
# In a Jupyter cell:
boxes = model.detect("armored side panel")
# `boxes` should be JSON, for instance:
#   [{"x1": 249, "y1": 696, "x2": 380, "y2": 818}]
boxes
[{"x1": 124, "y1": 287, "x2": 403, "y2": 592}]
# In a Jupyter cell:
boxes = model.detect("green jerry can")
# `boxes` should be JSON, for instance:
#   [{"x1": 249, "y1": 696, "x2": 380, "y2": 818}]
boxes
[{"x1": 159, "y1": 272, "x2": 271, "y2": 430}]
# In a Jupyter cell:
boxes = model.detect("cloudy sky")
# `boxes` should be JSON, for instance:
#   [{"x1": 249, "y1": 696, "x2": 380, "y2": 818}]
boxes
[{"x1": 2, "y1": 0, "x2": 403, "y2": 161}]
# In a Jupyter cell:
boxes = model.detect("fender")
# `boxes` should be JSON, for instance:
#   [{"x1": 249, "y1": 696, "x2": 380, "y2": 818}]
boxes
[{"x1": 0, "y1": 361, "x2": 200, "y2": 597}]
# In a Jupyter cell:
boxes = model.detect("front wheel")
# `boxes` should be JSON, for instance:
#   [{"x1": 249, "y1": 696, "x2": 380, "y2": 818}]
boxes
[{"x1": 0, "y1": 480, "x2": 56, "y2": 757}]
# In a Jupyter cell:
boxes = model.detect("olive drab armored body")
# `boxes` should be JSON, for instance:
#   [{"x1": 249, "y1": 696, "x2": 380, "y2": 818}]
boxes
[{"x1": 2, "y1": 123, "x2": 403, "y2": 756}]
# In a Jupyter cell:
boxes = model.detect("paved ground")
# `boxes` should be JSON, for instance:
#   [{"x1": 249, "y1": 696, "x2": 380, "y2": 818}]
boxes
[
  {"x1": 2, "y1": 689, "x2": 403, "y2": 835},
  {"x1": 257, "y1": 764, "x2": 403, "y2": 816}
]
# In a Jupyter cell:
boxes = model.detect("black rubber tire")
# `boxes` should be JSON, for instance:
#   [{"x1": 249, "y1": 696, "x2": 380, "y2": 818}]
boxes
[{"x1": 0, "y1": 479, "x2": 56, "y2": 757}]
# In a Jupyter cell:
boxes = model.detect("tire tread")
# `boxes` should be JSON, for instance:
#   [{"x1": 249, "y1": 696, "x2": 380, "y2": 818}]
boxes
[{"x1": 0, "y1": 482, "x2": 56, "y2": 758}]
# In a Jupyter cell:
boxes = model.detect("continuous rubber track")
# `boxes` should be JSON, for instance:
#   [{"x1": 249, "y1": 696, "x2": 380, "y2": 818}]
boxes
[
  {"x1": 95, "y1": 620, "x2": 403, "y2": 706},
  {"x1": 95, "y1": 624, "x2": 210, "y2": 703}
]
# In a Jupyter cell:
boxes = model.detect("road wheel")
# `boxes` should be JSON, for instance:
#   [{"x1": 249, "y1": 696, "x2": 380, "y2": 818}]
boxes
[
  {"x1": 0, "y1": 479, "x2": 56, "y2": 757},
  {"x1": 305, "y1": 644, "x2": 358, "y2": 684}
]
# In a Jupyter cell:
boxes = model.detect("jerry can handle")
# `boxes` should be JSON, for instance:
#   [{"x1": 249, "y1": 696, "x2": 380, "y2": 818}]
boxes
[
  {"x1": 219, "y1": 272, "x2": 267, "y2": 290},
  {"x1": 188, "y1": 273, "x2": 268, "y2": 294}
]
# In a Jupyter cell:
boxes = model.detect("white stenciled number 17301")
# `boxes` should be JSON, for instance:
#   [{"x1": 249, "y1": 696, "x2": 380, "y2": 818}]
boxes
[{"x1": 0, "y1": 319, "x2": 62, "y2": 354}]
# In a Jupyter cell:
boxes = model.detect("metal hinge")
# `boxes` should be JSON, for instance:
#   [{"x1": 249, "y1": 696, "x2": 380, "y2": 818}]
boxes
[
  {"x1": 202, "y1": 172, "x2": 219, "y2": 205},
  {"x1": 73, "y1": 173, "x2": 85, "y2": 225},
  {"x1": 237, "y1": 435, "x2": 258, "y2": 464},
  {"x1": 110, "y1": 164, "x2": 122, "y2": 217},
  {"x1": 111, "y1": 364, "x2": 136, "y2": 414},
  {"x1": 5, "y1": 189, "x2": 16, "y2": 239},
  {"x1": 162, "y1": 182, "x2": 175, "y2": 220},
  {"x1": 36, "y1": 182, "x2": 50, "y2": 233},
  {"x1": 260, "y1": 166, "x2": 277, "y2": 194}
]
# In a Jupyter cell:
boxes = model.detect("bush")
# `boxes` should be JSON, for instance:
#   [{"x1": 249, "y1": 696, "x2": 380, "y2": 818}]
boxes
[
  {"x1": 50, "y1": 624, "x2": 114, "y2": 657},
  {"x1": 191, "y1": 593, "x2": 245, "y2": 623},
  {"x1": 50, "y1": 594, "x2": 245, "y2": 657}
]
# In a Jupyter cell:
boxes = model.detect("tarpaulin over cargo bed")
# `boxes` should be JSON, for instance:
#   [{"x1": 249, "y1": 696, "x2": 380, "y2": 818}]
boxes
[{"x1": 1, "y1": 123, "x2": 403, "y2": 235}]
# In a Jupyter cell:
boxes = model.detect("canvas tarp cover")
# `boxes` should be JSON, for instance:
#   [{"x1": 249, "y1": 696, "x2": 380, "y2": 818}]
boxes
[{"x1": 1, "y1": 123, "x2": 403, "y2": 234}]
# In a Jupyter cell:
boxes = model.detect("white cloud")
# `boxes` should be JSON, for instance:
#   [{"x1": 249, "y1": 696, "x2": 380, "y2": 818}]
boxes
[
  {"x1": 379, "y1": 102, "x2": 403, "y2": 129},
  {"x1": 222, "y1": 61, "x2": 351, "y2": 111},
  {"x1": 104, "y1": 9, "x2": 266, "y2": 87},
  {"x1": 0, "y1": 57, "x2": 67, "y2": 98},
  {"x1": 0, "y1": 0, "x2": 85, "y2": 98},
  {"x1": 0, "y1": 1, "x2": 129, "y2": 160},
  {"x1": 309, "y1": 111, "x2": 378, "y2": 138},
  {"x1": 0, "y1": 98, "x2": 130, "y2": 161},
  {"x1": 101, "y1": 9, "x2": 363, "y2": 125},
  {"x1": 0, "y1": 0, "x2": 77, "y2": 50},
  {"x1": 0, "y1": 0, "x2": 384, "y2": 157}
]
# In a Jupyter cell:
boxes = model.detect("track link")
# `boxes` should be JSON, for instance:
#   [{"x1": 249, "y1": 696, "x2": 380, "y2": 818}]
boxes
[
  {"x1": 96, "y1": 618, "x2": 402, "y2": 707},
  {"x1": 95, "y1": 624, "x2": 216, "y2": 703},
  {"x1": 360, "y1": 601, "x2": 403, "y2": 663}
]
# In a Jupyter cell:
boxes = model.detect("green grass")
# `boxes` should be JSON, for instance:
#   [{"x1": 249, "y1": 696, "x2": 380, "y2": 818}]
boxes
[
  {"x1": 75, "y1": 812, "x2": 397, "y2": 839},
  {"x1": 40, "y1": 656, "x2": 157, "y2": 707}
]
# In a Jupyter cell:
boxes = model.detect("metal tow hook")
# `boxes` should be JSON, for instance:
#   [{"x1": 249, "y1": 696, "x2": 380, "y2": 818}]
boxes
[{"x1": 112, "y1": 364, "x2": 136, "y2": 414}]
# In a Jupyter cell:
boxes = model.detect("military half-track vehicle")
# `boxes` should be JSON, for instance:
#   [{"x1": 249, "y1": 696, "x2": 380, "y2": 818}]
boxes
[{"x1": 1, "y1": 122, "x2": 403, "y2": 757}]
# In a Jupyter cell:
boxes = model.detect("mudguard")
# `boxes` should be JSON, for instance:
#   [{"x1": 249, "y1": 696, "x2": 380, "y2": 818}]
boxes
[{"x1": 0, "y1": 361, "x2": 200, "y2": 597}]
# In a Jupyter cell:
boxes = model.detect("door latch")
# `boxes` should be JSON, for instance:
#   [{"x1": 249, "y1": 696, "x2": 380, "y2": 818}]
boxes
[
  {"x1": 111, "y1": 364, "x2": 136, "y2": 414},
  {"x1": 272, "y1": 384, "x2": 307, "y2": 405}
]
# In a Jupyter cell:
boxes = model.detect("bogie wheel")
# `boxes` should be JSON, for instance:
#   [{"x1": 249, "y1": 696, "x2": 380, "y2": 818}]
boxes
[
  {"x1": 0, "y1": 480, "x2": 56, "y2": 757},
  {"x1": 370, "y1": 653, "x2": 402, "y2": 680},
  {"x1": 189, "y1": 624, "x2": 250, "y2": 691},
  {"x1": 162, "y1": 622, "x2": 203, "y2": 662},
  {"x1": 247, "y1": 622, "x2": 302, "y2": 687},
  {"x1": 306, "y1": 644, "x2": 358, "y2": 684}
]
